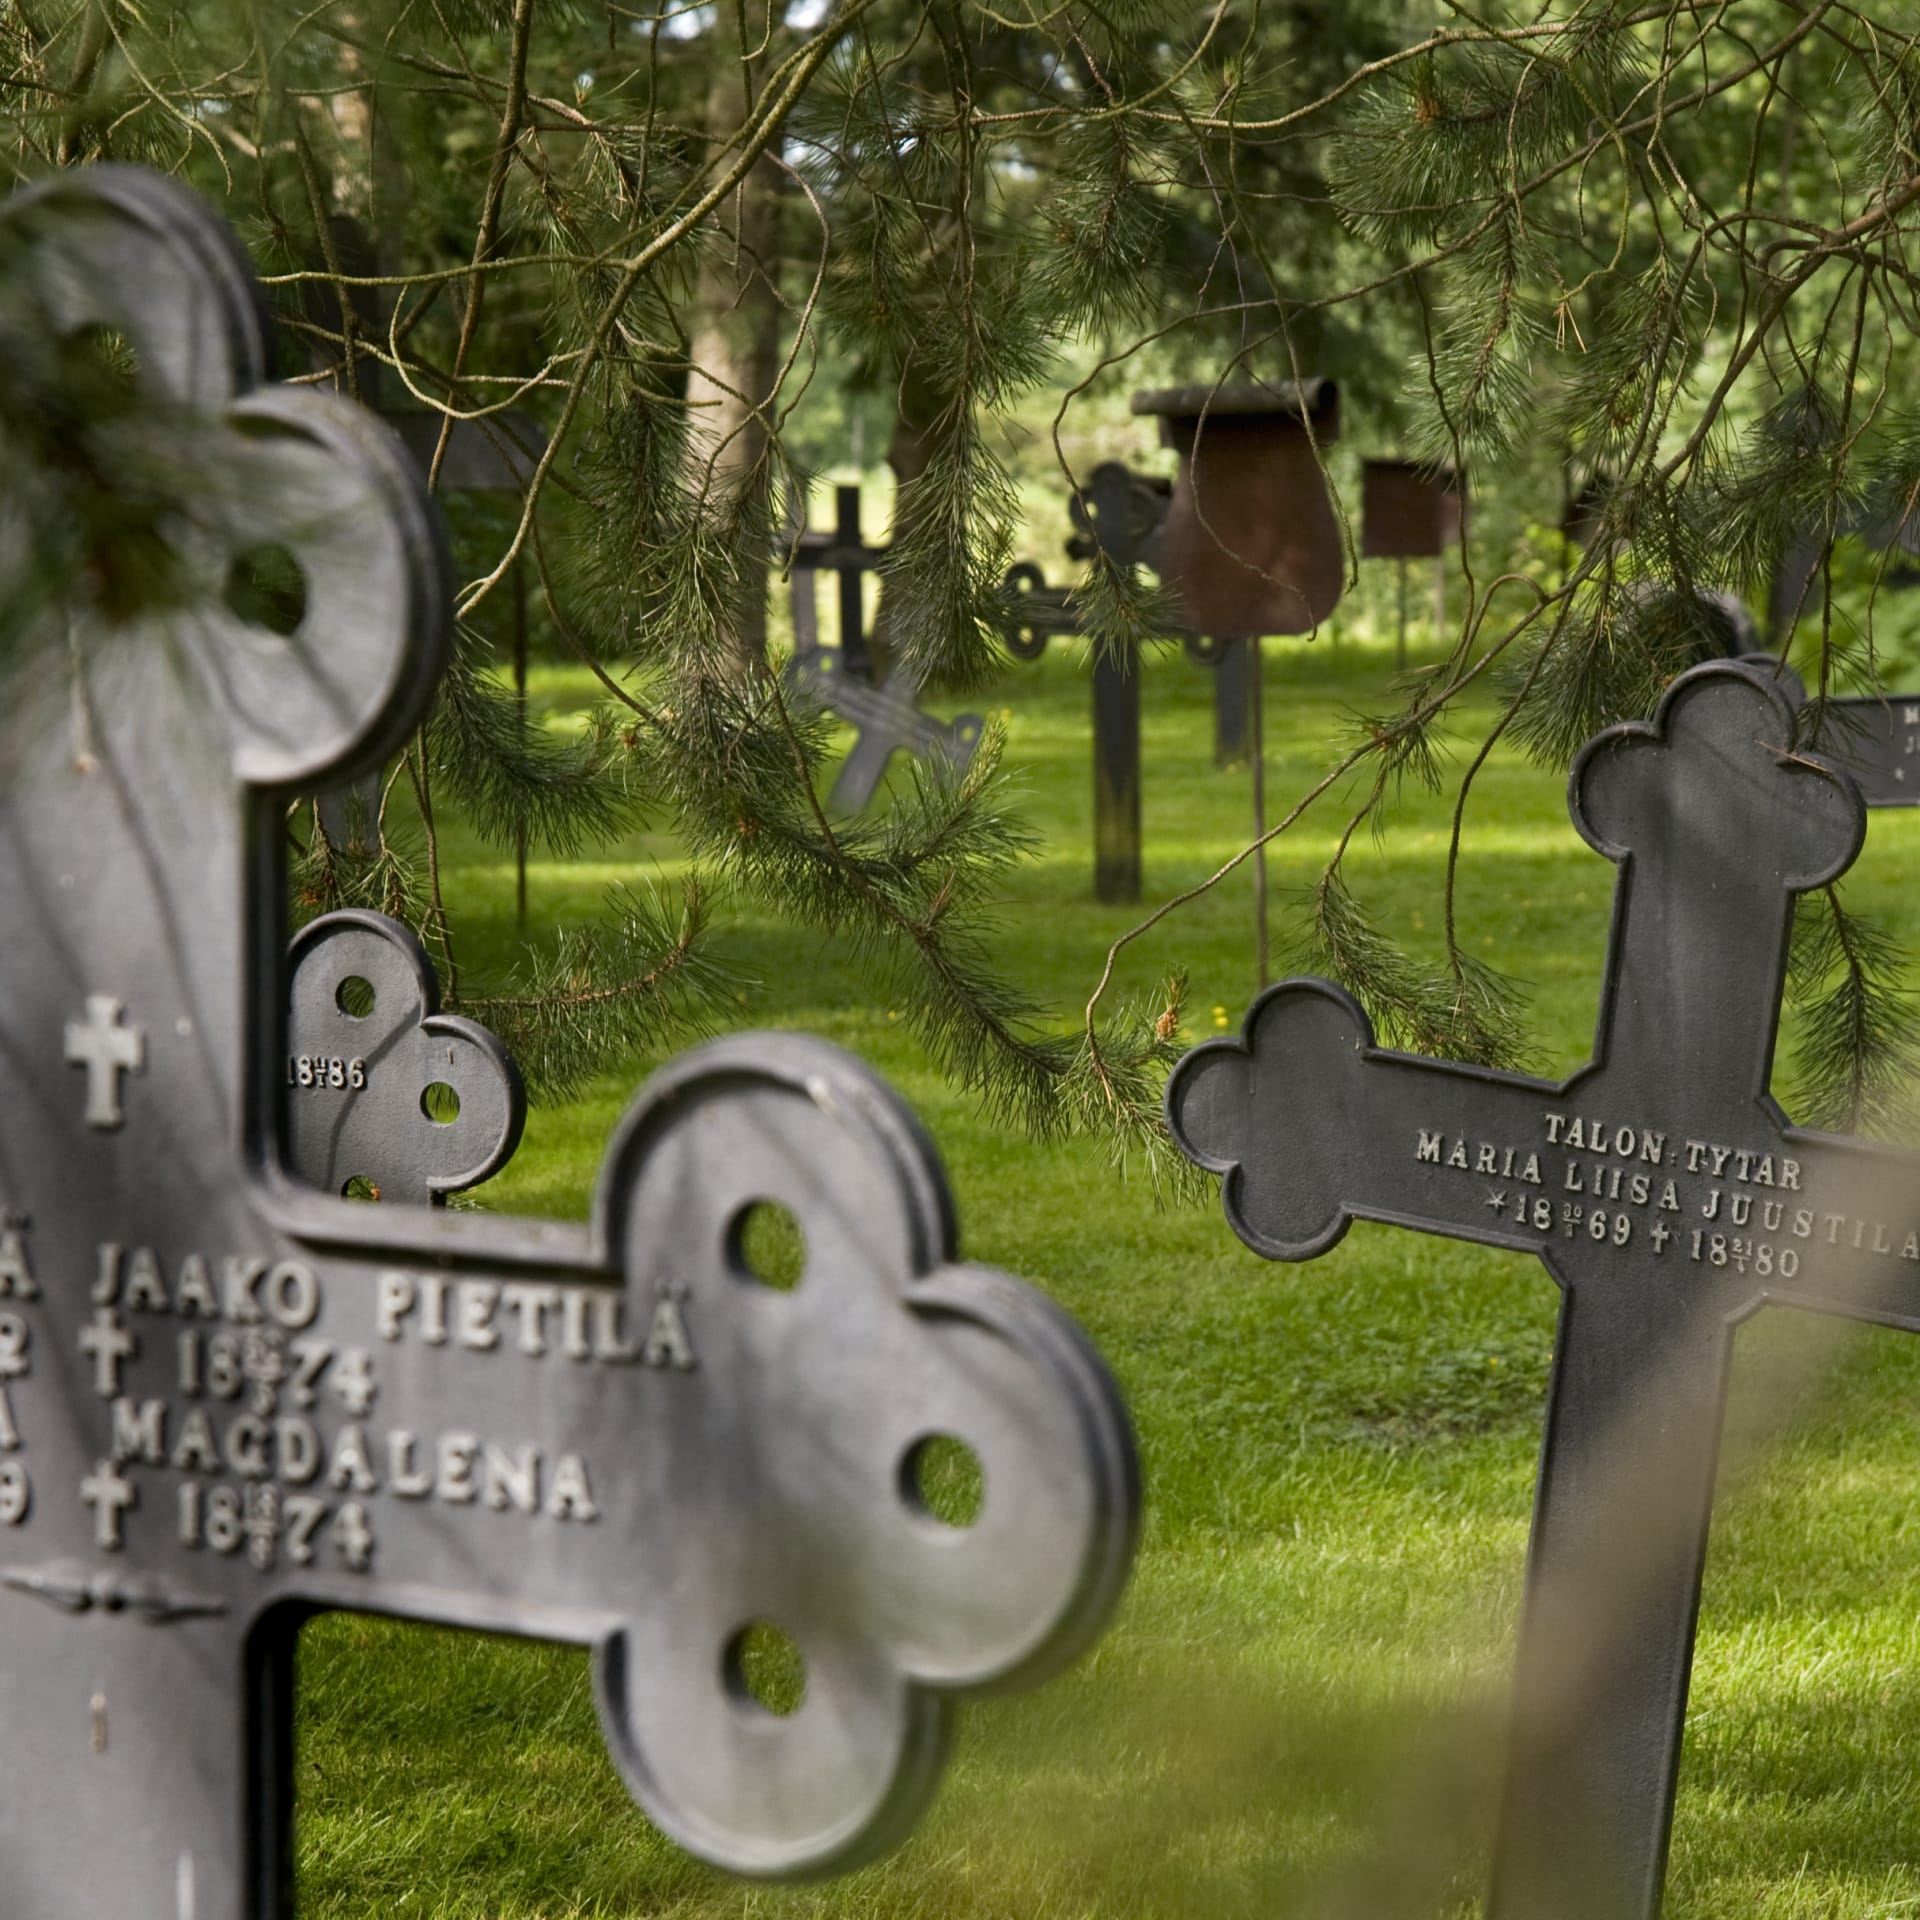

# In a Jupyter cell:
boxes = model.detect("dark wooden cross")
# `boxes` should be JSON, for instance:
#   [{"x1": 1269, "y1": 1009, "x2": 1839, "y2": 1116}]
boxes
[
  {"x1": 792, "y1": 483, "x2": 881, "y2": 683},
  {"x1": 785, "y1": 490, "x2": 984, "y2": 812},
  {"x1": 0, "y1": 166, "x2": 1139, "y2": 1917},
  {"x1": 1168, "y1": 660, "x2": 1920, "y2": 1920},
  {"x1": 286, "y1": 910, "x2": 525, "y2": 1207}
]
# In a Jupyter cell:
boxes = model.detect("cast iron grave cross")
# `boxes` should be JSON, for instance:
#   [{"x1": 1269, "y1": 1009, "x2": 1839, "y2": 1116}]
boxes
[
  {"x1": 1168, "y1": 660, "x2": 1920, "y2": 1920},
  {"x1": 784, "y1": 493, "x2": 983, "y2": 812},
  {"x1": 285, "y1": 911, "x2": 525, "y2": 1207},
  {"x1": 0, "y1": 167, "x2": 1139, "y2": 1918},
  {"x1": 1736, "y1": 650, "x2": 1920, "y2": 806}
]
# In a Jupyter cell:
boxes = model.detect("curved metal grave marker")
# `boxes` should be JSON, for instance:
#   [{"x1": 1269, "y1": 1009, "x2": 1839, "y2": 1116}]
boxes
[
  {"x1": 1169, "y1": 662, "x2": 1920, "y2": 1920},
  {"x1": 287, "y1": 911, "x2": 525, "y2": 1206},
  {"x1": 784, "y1": 491, "x2": 984, "y2": 811},
  {"x1": 0, "y1": 166, "x2": 1139, "y2": 1915}
]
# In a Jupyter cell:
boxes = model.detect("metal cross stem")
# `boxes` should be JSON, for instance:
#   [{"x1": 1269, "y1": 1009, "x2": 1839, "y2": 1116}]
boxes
[{"x1": 1171, "y1": 663, "x2": 1920, "y2": 1920}]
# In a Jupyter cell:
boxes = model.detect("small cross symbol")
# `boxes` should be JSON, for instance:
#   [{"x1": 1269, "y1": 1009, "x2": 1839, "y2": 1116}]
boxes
[
  {"x1": 64, "y1": 995, "x2": 144, "y2": 1130},
  {"x1": 78, "y1": 1309, "x2": 135, "y2": 1399},
  {"x1": 1651, "y1": 1221, "x2": 1672, "y2": 1252},
  {"x1": 79, "y1": 1460, "x2": 134, "y2": 1550}
]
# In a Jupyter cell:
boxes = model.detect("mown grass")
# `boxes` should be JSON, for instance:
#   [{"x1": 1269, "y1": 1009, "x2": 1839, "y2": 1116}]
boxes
[{"x1": 295, "y1": 635, "x2": 1920, "y2": 1918}]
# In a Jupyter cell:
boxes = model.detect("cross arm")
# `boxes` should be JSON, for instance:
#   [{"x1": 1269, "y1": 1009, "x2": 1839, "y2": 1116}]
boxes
[{"x1": 1168, "y1": 979, "x2": 1564, "y2": 1264}]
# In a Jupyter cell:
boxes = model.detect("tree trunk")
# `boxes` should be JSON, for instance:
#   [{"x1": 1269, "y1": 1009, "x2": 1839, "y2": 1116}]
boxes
[{"x1": 686, "y1": 17, "x2": 784, "y2": 674}]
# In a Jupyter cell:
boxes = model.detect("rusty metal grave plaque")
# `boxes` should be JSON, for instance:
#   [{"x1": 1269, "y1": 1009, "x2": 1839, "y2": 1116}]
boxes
[
  {"x1": 286, "y1": 911, "x2": 524, "y2": 1207},
  {"x1": 1130, "y1": 380, "x2": 1345, "y2": 640},
  {"x1": 784, "y1": 498, "x2": 983, "y2": 811},
  {"x1": 1169, "y1": 662, "x2": 1920, "y2": 1920},
  {"x1": 0, "y1": 167, "x2": 1139, "y2": 1918}
]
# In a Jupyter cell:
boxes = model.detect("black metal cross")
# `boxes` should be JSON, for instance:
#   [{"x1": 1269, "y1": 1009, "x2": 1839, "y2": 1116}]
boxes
[
  {"x1": 286, "y1": 911, "x2": 525, "y2": 1207},
  {"x1": 785, "y1": 491, "x2": 984, "y2": 811},
  {"x1": 1738, "y1": 651, "x2": 1920, "y2": 806},
  {"x1": 1168, "y1": 660, "x2": 1920, "y2": 1920},
  {"x1": 0, "y1": 167, "x2": 1139, "y2": 1917}
]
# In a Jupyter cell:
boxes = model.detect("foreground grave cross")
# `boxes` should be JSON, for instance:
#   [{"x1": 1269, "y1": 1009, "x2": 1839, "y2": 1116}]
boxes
[
  {"x1": 0, "y1": 168, "x2": 1139, "y2": 1918},
  {"x1": 1169, "y1": 661, "x2": 1920, "y2": 1920}
]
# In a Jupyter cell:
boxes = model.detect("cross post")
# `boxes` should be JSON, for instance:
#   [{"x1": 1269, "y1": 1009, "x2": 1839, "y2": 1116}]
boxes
[
  {"x1": 0, "y1": 167, "x2": 1140, "y2": 1917},
  {"x1": 1169, "y1": 662, "x2": 1920, "y2": 1919}
]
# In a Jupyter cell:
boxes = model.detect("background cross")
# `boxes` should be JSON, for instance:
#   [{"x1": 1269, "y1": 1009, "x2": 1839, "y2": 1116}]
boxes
[
  {"x1": 784, "y1": 496, "x2": 984, "y2": 811},
  {"x1": 0, "y1": 166, "x2": 1140, "y2": 1917},
  {"x1": 1169, "y1": 663, "x2": 1920, "y2": 1920},
  {"x1": 285, "y1": 910, "x2": 524, "y2": 1207}
]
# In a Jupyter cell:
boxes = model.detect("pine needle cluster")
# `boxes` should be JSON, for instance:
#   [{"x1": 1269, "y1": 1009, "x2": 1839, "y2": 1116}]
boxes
[{"x1": 16, "y1": 0, "x2": 1920, "y2": 1149}]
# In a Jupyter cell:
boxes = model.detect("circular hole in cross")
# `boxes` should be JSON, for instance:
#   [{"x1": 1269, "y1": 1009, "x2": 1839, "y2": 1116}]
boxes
[
  {"x1": 420, "y1": 1082, "x2": 460, "y2": 1125},
  {"x1": 723, "y1": 1621, "x2": 806, "y2": 1718},
  {"x1": 59, "y1": 323, "x2": 139, "y2": 403},
  {"x1": 224, "y1": 542, "x2": 308, "y2": 636},
  {"x1": 340, "y1": 1176, "x2": 380, "y2": 1203},
  {"x1": 899, "y1": 1434, "x2": 986, "y2": 1529},
  {"x1": 728, "y1": 1199, "x2": 806, "y2": 1292},
  {"x1": 335, "y1": 975, "x2": 375, "y2": 1018}
]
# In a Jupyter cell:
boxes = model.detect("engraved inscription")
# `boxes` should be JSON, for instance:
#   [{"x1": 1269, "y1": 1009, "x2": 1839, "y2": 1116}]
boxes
[
  {"x1": 1405, "y1": 1110, "x2": 1920, "y2": 1285},
  {"x1": 23, "y1": 1230, "x2": 648, "y2": 1576},
  {"x1": 288, "y1": 1056, "x2": 367, "y2": 1091}
]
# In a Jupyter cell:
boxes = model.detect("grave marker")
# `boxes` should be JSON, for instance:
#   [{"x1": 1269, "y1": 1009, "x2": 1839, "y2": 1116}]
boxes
[
  {"x1": 785, "y1": 493, "x2": 984, "y2": 810},
  {"x1": 286, "y1": 911, "x2": 525, "y2": 1207},
  {"x1": 1737, "y1": 652, "x2": 1920, "y2": 806},
  {"x1": 1003, "y1": 468, "x2": 1256, "y2": 768},
  {"x1": 1361, "y1": 458, "x2": 1465, "y2": 667},
  {"x1": 1169, "y1": 661, "x2": 1920, "y2": 1920},
  {"x1": 0, "y1": 165, "x2": 1139, "y2": 1916}
]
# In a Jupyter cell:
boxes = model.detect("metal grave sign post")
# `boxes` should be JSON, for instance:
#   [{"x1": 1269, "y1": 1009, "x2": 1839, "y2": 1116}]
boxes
[
  {"x1": 286, "y1": 911, "x2": 525, "y2": 1207},
  {"x1": 0, "y1": 168, "x2": 1139, "y2": 1918},
  {"x1": 1169, "y1": 663, "x2": 1920, "y2": 1920}
]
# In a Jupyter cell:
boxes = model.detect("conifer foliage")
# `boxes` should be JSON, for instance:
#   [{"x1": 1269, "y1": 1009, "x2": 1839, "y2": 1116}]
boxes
[{"x1": 6, "y1": 3, "x2": 1920, "y2": 1145}]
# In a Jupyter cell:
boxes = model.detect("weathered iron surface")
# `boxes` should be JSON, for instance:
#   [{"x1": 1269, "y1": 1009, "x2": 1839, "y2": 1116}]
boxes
[
  {"x1": 1131, "y1": 380, "x2": 1345, "y2": 638},
  {"x1": 0, "y1": 166, "x2": 1140, "y2": 1916},
  {"x1": 1735, "y1": 652, "x2": 1920, "y2": 807},
  {"x1": 1360, "y1": 458, "x2": 1465, "y2": 561},
  {"x1": 1170, "y1": 662, "x2": 1920, "y2": 1920},
  {"x1": 286, "y1": 911, "x2": 525, "y2": 1206}
]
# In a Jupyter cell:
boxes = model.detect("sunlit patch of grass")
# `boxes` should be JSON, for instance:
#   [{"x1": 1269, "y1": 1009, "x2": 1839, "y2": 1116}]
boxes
[{"x1": 298, "y1": 639, "x2": 1920, "y2": 1917}]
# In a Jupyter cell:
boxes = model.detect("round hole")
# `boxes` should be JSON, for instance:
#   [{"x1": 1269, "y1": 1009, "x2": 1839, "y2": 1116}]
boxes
[
  {"x1": 723, "y1": 1621, "x2": 805, "y2": 1718},
  {"x1": 899, "y1": 1434, "x2": 985, "y2": 1529},
  {"x1": 420, "y1": 1082, "x2": 461, "y2": 1125},
  {"x1": 335, "y1": 975, "x2": 375, "y2": 1018},
  {"x1": 728, "y1": 1200, "x2": 805, "y2": 1292},
  {"x1": 341, "y1": 1176, "x2": 380, "y2": 1203},
  {"x1": 59, "y1": 323, "x2": 139, "y2": 403},
  {"x1": 224, "y1": 543, "x2": 308, "y2": 636}
]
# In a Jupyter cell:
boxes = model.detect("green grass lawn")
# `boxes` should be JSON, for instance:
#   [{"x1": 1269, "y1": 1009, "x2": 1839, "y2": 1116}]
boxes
[{"x1": 295, "y1": 636, "x2": 1920, "y2": 1918}]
